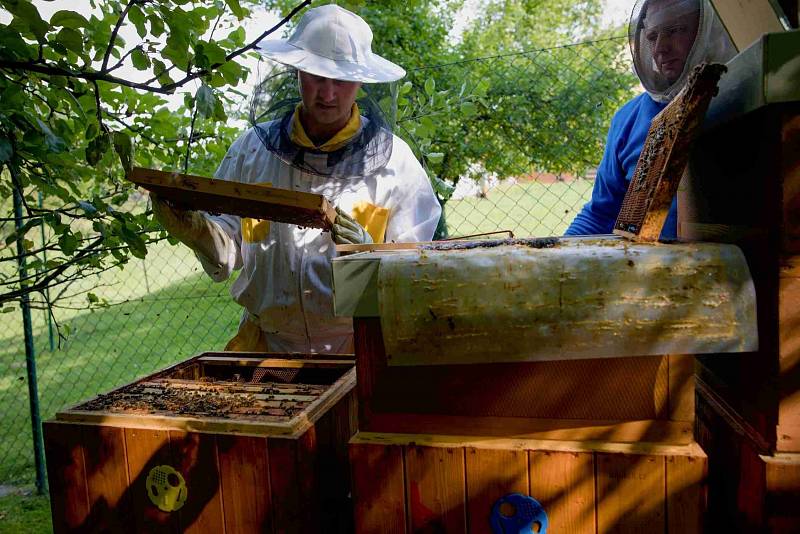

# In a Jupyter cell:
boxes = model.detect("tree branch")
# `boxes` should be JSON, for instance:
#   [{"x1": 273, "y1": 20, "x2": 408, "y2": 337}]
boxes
[
  {"x1": 0, "y1": 0, "x2": 311, "y2": 95},
  {"x1": 105, "y1": 44, "x2": 141, "y2": 74},
  {"x1": 160, "y1": 0, "x2": 312, "y2": 93},
  {"x1": 0, "y1": 236, "x2": 106, "y2": 304},
  {"x1": 101, "y1": 0, "x2": 136, "y2": 73}
]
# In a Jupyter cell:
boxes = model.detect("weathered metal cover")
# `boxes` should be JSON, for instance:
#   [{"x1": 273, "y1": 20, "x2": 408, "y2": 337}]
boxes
[
  {"x1": 703, "y1": 30, "x2": 800, "y2": 131},
  {"x1": 333, "y1": 238, "x2": 758, "y2": 365}
]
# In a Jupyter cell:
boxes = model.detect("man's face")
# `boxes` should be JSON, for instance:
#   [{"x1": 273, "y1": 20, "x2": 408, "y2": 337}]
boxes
[
  {"x1": 298, "y1": 71, "x2": 361, "y2": 139},
  {"x1": 644, "y1": 1, "x2": 700, "y2": 83}
]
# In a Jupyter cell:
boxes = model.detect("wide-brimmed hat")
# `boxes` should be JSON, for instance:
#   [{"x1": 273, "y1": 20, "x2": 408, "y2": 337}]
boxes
[{"x1": 256, "y1": 4, "x2": 405, "y2": 83}]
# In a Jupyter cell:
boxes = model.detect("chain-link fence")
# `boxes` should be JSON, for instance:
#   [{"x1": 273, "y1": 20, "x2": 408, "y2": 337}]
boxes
[{"x1": 1, "y1": 36, "x2": 637, "y2": 486}]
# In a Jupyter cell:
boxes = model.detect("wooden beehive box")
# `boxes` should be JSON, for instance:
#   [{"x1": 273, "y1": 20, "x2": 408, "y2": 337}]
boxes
[
  {"x1": 331, "y1": 237, "x2": 760, "y2": 532},
  {"x1": 44, "y1": 353, "x2": 356, "y2": 533},
  {"x1": 350, "y1": 433, "x2": 706, "y2": 533}
]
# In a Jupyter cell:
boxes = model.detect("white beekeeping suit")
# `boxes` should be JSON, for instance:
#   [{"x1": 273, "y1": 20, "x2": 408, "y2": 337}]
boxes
[{"x1": 152, "y1": 5, "x2": 441, "y2": 353}]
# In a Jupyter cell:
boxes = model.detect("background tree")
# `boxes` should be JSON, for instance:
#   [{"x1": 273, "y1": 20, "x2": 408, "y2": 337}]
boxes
[{"x1": 0, "y1": 0, "x2": 309, "y2": 323}]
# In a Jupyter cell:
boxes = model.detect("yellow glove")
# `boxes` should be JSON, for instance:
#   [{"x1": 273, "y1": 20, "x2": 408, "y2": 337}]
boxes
[
  {"x1": 332, "y1": 206, "x2": 373, "y2": 245},
  {"x1": 150, "y1": 194, "x2": 226, "y2": 265}
]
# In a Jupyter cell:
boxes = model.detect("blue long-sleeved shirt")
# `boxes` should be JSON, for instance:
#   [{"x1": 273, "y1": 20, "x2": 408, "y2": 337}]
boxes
[{"x1": 565, "y1": 93, "x2": 677, "y2": 239}]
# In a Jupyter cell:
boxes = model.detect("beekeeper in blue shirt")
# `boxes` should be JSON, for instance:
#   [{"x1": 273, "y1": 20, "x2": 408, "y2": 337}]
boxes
[
  {"x1": 566, "y1": 0, "x2": 735, "y2": 239},
  {"x1": 152, "y1": 5, "x2": 441, "y2": 354}
]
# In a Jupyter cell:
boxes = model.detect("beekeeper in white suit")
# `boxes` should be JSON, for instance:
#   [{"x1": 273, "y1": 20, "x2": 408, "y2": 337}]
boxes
[{"x1": 152, "y1": 4, "x2": 441, "y2": 353}]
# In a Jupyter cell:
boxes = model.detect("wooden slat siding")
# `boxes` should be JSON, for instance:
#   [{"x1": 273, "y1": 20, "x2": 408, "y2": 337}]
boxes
[
  {"x1": 367, "y1": 357, "x2": 670, "y2": 422},
  {"x1": 169, "y1": 431, "x2": 224, "y2": 533},
  {"x1": 667, "y1": 355, "x2": 695, "y2": 422},
  {"x1": 353, "y1": 317, "x2": 382, "y2": 428},
  {"x1": 350, "y1": 442, "x2": 406, "y2": 534},
  {"x1": 737, "y1": 439, "x2": 767, "y2": 529},
  {"x1": 596, "y1": 453, "x2": 666, "y2": 533},
  {"x1": 81, "y1": 425, "x2": 132, "y2": 533},
  {"x1": 124, "y1": 427, "x2": 178, "y2": 533},
  {"x1": 778, "y1": 255, "x2": 800, "y2": 452},
  {"x1": 266, "y1": 425, "x2": 323, "y2": 534},
  {"x1": 465, "y1": 448, "x2": 528, "y2": 534},
  {"x1": 324, "y1": 391, "x2": 358, "y2": 532},
  {"x1": 405, "y1": 444, "x2": 467, "y2": 533},
  {"x1": 218, "y1": 434, "x2": 272, "y2": 534},
  {"x1": 654, "y1": 356, "x2": 669, "y2": 419},
  {"x1": 312, "y1": 406, "x2": 342, "y2": 532},
  {"x1": 364, "y1": 413, "x2": 693, "y2": 446},
  {"x1": 529, "y1": 450, "x2": 596, "y2": 534},
  {"x1": 44, "y1": 422, "x2": 89, "y2": 533},
  {"x1": 268, "y1": 436, "x2": 301, "y2": 533},
  {"x1": 765, "y1": 456, "x2": 800, "y2": 532},
  {"x1": 666, "y1": 454, "x2": 706, "y2": 534}
]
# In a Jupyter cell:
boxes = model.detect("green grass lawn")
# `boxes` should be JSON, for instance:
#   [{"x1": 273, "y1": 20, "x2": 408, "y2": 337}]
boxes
[
  {"x1": 0, "y1": 179, "x2": 592, "y2": 525},
  {"x1": 444, "y1": 179, "x2": 592, "y2": 238},
  {"x1": 0, "y1": 490, "x2": 52, "y2": 534}
]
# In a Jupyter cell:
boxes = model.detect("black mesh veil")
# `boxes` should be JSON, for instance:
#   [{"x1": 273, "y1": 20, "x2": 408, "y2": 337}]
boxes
[{"x1": 249, "y1": 65, "x2": 397, "y2": 178}]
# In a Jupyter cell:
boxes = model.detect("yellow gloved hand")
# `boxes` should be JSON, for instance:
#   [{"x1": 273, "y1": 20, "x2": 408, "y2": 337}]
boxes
[
  {"x1": 150, "y1": 193, "x2": 209, "y2": 245},
  {"x1": 332, "y1": 206, "x2": 373, "y2": 245},
  {"x1": 150, "y1": 193, "x2": 233, "y2": 277}
]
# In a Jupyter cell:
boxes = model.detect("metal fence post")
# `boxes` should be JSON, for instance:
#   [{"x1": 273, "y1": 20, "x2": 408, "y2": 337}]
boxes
[{"x1": 13, "y1": 181, "x2": 47, "y2": 495}]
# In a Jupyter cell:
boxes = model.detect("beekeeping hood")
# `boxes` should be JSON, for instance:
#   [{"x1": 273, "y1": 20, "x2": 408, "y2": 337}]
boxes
[
  {"x1": 630, "y1": 0, "x2": 736, "y2": 103},
  {"x1": 250, "y1": 4, "x2": 405, "y2": 178}
]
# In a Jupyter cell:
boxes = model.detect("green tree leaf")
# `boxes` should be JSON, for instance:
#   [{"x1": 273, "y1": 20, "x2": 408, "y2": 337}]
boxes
[
  {"x1": 86, "y1": 133, "x2": 110, "y2": 166},
  {"x1": 459, "y1": 101, "x2": 477, "y2": 117},
  {"x1": 227, "y1": 26, "x2": 245, "y2": 47},
  {"x1": 112, "y1": 131, "x2": 134, "y2": 174},
  {"x1": 54, "y1": 27, "x2": 83, "y2": 55},
  {"x1": 57, "y1": 232, "x2": 79, "y2": 255},
  {"x1": 50, "y1": 10, "x2": 89, "y2": 29},
  {"x1": 11, "y1": 1, "x2": 49, "y2": 42},
  {"x1": 424, "y1": 78, "x2": 435, "y2": 96},
  {"x1": 131, "y1": 47, "x2": 150, "y2": 70},
  {"x1": 195, "y1": 84, "x2": 216, "y2": 118},
  {"x1": 127, "y1": 4, "x2": 147, "y2": 38},
  {"x1": 35, "y1": 118, "x2": 66, "y2": 152},
  {"x1": 85, "y1": 121, "x2": 99, "y2": 140},
  {"x1": 225, "y1": 0, "x2": 245, "y2": 20}
]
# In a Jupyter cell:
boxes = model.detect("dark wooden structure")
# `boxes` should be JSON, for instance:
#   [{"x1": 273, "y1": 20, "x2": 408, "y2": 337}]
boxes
[
  {"x1": 680, "y1": 30, "x2": 800, "y2": 531},
  {"x1": 44, "y1": 353, "x2": 356, "y2": 533},
  {"x1": 128, "y1": 167, "x2": 337, "y2": 230}
]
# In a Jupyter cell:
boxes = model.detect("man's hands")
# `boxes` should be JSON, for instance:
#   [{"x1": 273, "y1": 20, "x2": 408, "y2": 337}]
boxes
[
  {"x1": 151, "y1": 194, "x2": 209, "y2": 244},
  {"x1": 332, "y1": 206, "x2": 373, "y2": 245}
]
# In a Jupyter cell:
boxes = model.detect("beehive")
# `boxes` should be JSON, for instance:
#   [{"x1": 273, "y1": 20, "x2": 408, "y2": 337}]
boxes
[
  {"x1": 44, "y1": 352, "x2": 356, "y2": 533},
  {"x1": 333, "y1": 238, "x2": 757, "y2": 532}
]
